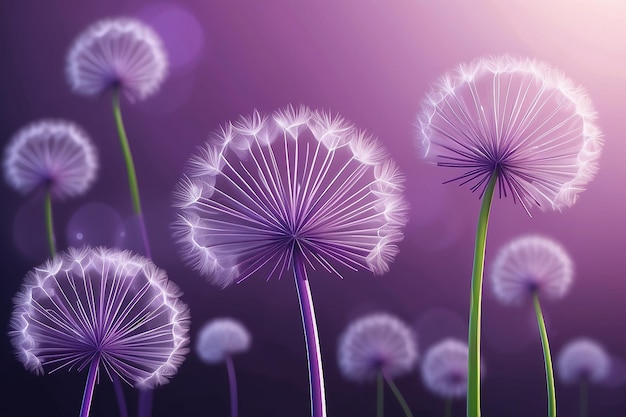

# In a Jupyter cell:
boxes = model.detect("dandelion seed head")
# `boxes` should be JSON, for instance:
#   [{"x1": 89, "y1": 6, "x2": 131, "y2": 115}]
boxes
[
  {"x1": 557, "y1": 338, "x2": 610, "y2": 384},
  {"x1": 421, "y1": 338, "x2": 477, "y2": 399},
  {"x1": 3, "y1": 120, "x2": 98, "y2": 199},
  {"x1": 67, "y1": 17, "x2": 168, "y2": 101},
  {"x1": 172, "y1": 105, "x2": 407, "y2": 287},
  {"x1": 417, "y1": 54, "x2": 603, "y2": 214},
  {"x1": 490, "y1": 235, "x2": 573, "y2": 305},
  {"x1": 195, "y1": 318, "x2": 251, "y2": 364},
  {"x1": 337, "y1": 313, "x2": 417, "y2": 382},
  {"x1": 8, "y1": 246, "x2": 190, "y2": 388}
]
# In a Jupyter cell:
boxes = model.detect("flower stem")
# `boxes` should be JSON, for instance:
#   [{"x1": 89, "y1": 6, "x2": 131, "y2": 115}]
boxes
[
  {"x1": 137, "y1": 389, "x2": 153, "y2": 417},
  {"x1": 445, "y1": 398, "x2": 452, "y2": 417},
  {"x1": 112, "y1": 89, "x2": 152, "y2": 259},
  {"x1": 225, "y1": 355, "x2": 239, "y2": 417},
  {"x1": 377, "y1": 371, "x2": 384, "y2": 417},
  {"x1": 383, "y1": 374, "x2": 413, "y2": 417},
  {"x1": 467, "y1": 170, "x2": 498, "y2": 417},
  {"x1": 79, "y1": 356, "x2": 99, "y2": 417},
  {"x1": 533, "y1": 292, "x2": 556, "y2": 417},
  {"x1": 44, "y1": 188, "x2": 56, "y2": 257},
  {"x1": 579, "y1": 379, "x2": 588, "y2": 417},
  {"x1": 293, "y1": 250, "x2": 327, "y2": 417},
  {"x1": 112, "y1": 374, "x2": 129, "y2": 417}
]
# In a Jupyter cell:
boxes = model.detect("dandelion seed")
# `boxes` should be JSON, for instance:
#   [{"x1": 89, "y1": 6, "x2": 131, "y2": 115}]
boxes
[
  {"x1": 557, "y1": 338, "x2": 610, "y2": 417},
  {"x1": 196, "y1": 318, "x2": 251, "y2": 417},
  {"x1": 416, "y1": 55, "x2": 603, "y2": 417},
  {"x1": 490, "y1": 234, "x2": 574, "y2": 417},
  {"x1": 421, "y1": 339, "x2": 482, "y2": 417},
  {"x1": 337, "y1": 313, "x2": 417, "y2": 417},
  {"x1": 66, "y1": 18, "x2": 167, "y2": 101},
  {"x1": 173, "y1": 105, "x2": 408, "y2": 417},
  {"x1": 3, "y1": 119, "x2": 98, "y2": 256},
  {"x1": 8, "y1": 246, "x2": 190, "y2": 417}
]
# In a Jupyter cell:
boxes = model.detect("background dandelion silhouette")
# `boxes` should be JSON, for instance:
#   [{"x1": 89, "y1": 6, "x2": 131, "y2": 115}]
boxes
[{"x1": 2, "y1": 1, "x2": 626, "y2": 416}]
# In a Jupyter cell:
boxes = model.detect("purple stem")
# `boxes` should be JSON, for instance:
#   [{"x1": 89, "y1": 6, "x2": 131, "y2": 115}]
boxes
[
  {"x1": 293, "y1": 250, "x2": 327, "y2": 417},
  {"x1": 79, "y1": 356, "x2": 100, "y2": 417},
  {"x1": 138, "y1": 389, "x2": 153, "y2": 417},
  {"x1": 225, "y1": 355, "x2": 238, "y2": 417},
  {"x1": 112, "y1": 374, "x2": 129, "y2": 417}
]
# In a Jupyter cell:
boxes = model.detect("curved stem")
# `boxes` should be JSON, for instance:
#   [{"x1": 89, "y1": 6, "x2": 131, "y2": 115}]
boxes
[
  {"x1": 112, "y1": 89, "x2": 152, "y2": 259},
  {"x1": 579, "y1": 379, "x2": 587, "y2": 417},
  {"x1": 293, "y1": 250, "x2": 327, "y2": 417},
  {"x1": 79, "y1": 356, "x2": 99, "y2": 417},
  {"x1": 137, "y1": 389, "x2": 153, "y2": 417},
  {"x1": 112, "y1": 374, "x2": 129, "y2": 417},
  {"x1": 383, "y1": 374, "x2": 413, "y2": 417},
  {"x1": 467, "y1": 170, "x2": 498, "y2": 417},
  {"x1": 44, "y1": 188, "x2": 56, "y2": 257},
  {"x1": 377, "y1": 371, "x2": 384, "y2": 417},
  {"x1": 225, "y1": 355, "x2": 239, "y2": 417},
  {"x1": 533, "y1": 293, "x2": 556, "y2": 417},
  {"x1": 445, "y1": 398, "x2": 452, "y2": 417}
]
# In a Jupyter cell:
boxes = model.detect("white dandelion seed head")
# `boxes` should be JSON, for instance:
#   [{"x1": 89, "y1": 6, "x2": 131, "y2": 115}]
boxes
[
  {"x1": 490, "y1": 235, "x2": 574, "y2": 305},
  {"x1": 8, "y1": 246, "x2": 190, "y2": 389},
  {"x1": 557, "y1": 338, "x2": 611, "y2": 385},
  {"x1": 172, "y1": 105, "x2": 407, "y2": 286},
  {"x1": 67, "y1": 17, "x2": 168, "y2": 101},
  {"x1": 195, "y1": 318, "x2": 251, "y2": 364},
  {"x1": 421, "y1": 338, "x2": 480, "y2": 399},
  {"x1": 3, "y1": 119, "x2": 98, "y2": 199},
  {"x1": 337, "y1": 313, "x2": 417, "y2": 382},
  {"x1": 417, "y1": 54, "x2": 604, "y2": 215}
]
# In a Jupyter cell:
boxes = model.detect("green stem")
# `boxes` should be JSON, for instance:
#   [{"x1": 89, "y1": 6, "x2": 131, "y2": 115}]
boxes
[
  {"x1": 383, "y1": 374, "x2": 413, "y2": 417},
  {"x1": 579, "y1": 379, "x2": 588, "y2": 417},
  {"x1": 112, "y1": 89, "x2": 142, "y2": 216},
  {"x1": 45, "y1": 188, "x2": 56, "y2": 257},
  {"x1": 377, "y1": 371, "x2": 384, "y2": 417},
  {"x1": 533, "y1": 292, "x2": 556, "y2": 417},
  {"x1": 467, "y1": 171, "x2": 498, "y2": 417},
  {"x1": 445, "y1": 398, "x2": 452, "y2": 417}
]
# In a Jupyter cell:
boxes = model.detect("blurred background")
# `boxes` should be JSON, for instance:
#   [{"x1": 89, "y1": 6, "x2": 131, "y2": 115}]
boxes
[{"x1": 1, "y1": 0, "x2": 625, "y2": 416}]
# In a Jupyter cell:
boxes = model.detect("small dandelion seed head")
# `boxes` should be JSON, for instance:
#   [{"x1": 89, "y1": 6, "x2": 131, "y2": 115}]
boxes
[
  {"x1": 67, "y1": 17, "x2": 168, "y2": 101},
  {"x1": 417, "y1": 54, "x2": 603, "y2": 215},
  {"x1": 490, "y1": 235, "x2": 573, "y2": 305},
  {"x1": 557, "y1": 338, "x2": 611, "y2": 384},
  {"x1": 172, "y1": 105, "x2": 408, "y2": 287},
  {"x1": 195, "y1": 318, "x2": 251, "y2": 364},
  {"x1": 3, "y1": 119, "x2": 98, "y2": 199},
  {"x1": 8, "y1": 246, "x2": 190, "y2": 388},
  {"x1": 337, "y1": 313, "x2": 417, "y2": 382},
  {"x1": 421, "y1": 338, "x2": 480, "y2": 399}
]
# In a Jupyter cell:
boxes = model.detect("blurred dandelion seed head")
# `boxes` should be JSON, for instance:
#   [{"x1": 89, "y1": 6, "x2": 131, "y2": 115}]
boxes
[
  {"x1": 195, "y1": 318, "x2": 251, "y2": 364},
  {"x1": 3, "y1": 120, "x2": 98, "y2": 199},
  {"x1": 417, "y1": 54, "x2": 603, "y2": 214},
  {"x1": 9, "y1": 247, "x2": 190, "y2": 389},
  {"x1": 557, "y1": 338, "x2": 611, "y2": 385},
  {"x1": 490, "y1": 235, "x2": 573, "y2": 305},
  {"x1": 337, "y1": 313, "x2": 417, "y2": 382},
  {"x1": 67, "y1": 17, "x2": 168, "y2": 101},
  {"x1": 421, "y1": 338, "x2": 477, "y2": 399},
  {"x1": 172, "y1": 105, "x2": 408, "y2": 287}
]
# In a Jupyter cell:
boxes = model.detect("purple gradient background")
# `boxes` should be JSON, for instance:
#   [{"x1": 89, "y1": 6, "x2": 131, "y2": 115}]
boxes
[{"x1": 1, "y1": 0, "x2": 625, "y2": 416}]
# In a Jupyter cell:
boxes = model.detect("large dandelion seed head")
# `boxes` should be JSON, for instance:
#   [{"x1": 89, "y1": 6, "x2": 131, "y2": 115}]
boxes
[
  {"x1": 421, "y1": 338, "x2": 477, "y2": 399},
  {"x1": 67, "y1": 17, "x2": 168, "y2": 101},
  {"x1": 8, "y1": 247, "x2": 190, "y2": 388},
  {"x1": 417, "y1": 54, "x2": 603, "y2": 214},
  {"x1": 172, "y1": 105, "x2": 408, "y2": 287},
  {"x1": 195, "y1": 318, "x2": 251, "y2": 364},
  {"x1": 490, "y1": 235, "x2": 574, "y2": 305},
  {"x1": 557, "y1": 338, "x2": 610, "y2": 384},
  {"x1": 337, "y1": 313, "x2": 417, "y2": 382},
  {"x1": 3, "y1": 120, "x2": 98, "y2": 199}
]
